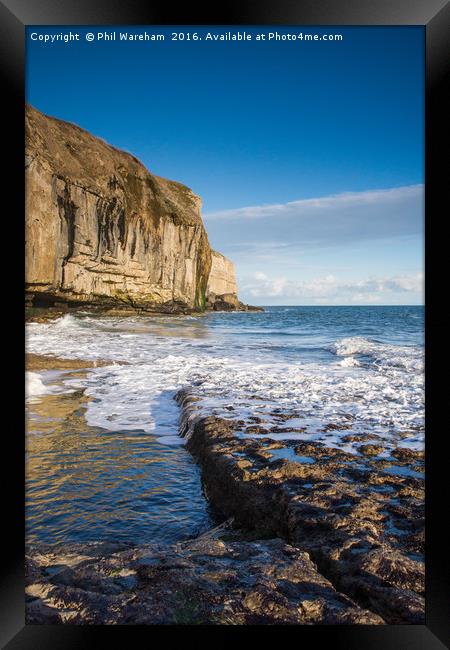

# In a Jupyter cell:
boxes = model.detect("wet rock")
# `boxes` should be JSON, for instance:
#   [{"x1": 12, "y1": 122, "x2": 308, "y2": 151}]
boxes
[
  {"x1": 27, "y1": 398, "x2": 423, "y2": 626},
  {"x1": 391, "y1": 447, "x2": 424, "y2": 463},
  {"x1": 245, "y1": 425, "x2": 269, "y2": 435},
  {"x1": 183, "y1": 413, "x2": 424, "y2": 624},
  {"x1": 26, "y1": 353, "x2": 114, "y2": 370},
  {"x1": 272, "y1": 413, "x2": 301, "y2": 422},
  {"x1": 359, "y1": 444, "x2": 384, "y2": 456},
  {"x1": 270, "y1": 426, "x2": 305, "y2": 434},
  {"x1": 322, "y1": 423, "x2": 352, "y2": 431},
  {"x1": 26, "y1": 534, "x2": 382, "y2": 625},
  {"x1": 342, "y1": 434, "x2": 374, "y2": 443}
]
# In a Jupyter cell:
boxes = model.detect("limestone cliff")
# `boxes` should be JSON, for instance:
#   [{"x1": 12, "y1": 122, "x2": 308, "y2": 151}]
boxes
[
  {"x1": 206, "y1": 251, "x2": 238, "y2": 297},
  {"x1": 25, "y1": 105, "x2": 212, "y2": 312},
  {"x1": 205, "y1": 250, "x2": 262, "y2": 311}
]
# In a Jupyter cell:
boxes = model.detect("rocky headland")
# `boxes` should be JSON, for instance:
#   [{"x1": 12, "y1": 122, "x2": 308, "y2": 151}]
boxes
[
  {"x1": 205, "y1": 250, "x2": 261, "y2": 312},
  {"x1": 25, "y1": 105, "x2": 260, "y2": 315}
]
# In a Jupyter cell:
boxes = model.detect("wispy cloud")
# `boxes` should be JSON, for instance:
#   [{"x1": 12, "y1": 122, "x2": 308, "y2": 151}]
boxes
[
  {"x1": 205, "y1": 185, "x2": 423, "y2": 221},
  {"x1": 241, "y1": 271, "x2": 424, "y2": 305},
  {"x1": 204, "y1": 184, "x2": 423, "y2": 250}
]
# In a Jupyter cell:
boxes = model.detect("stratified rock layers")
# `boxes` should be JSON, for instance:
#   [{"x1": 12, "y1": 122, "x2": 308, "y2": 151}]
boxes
[
  {"x1": 207, "y1": 250, "x2": 238, "y2": 297},
  {"x1": 25, "y1": 105, "x2": 212, "y2": 311}
]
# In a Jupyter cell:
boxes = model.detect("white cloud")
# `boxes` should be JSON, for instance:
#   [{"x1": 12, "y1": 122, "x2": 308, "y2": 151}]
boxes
[
  {"x1": 203, "y1": 184, "x2": 424, "y2": 305},
  {"x1": 241, "y1": 271, "x2": 423, "y2": 305},
  {"x1": 204, "y1": 184, "x2": 423, "y2": 251},
  {"x1": 205, "y1": 185, "x2": 423, "y2": 221}
]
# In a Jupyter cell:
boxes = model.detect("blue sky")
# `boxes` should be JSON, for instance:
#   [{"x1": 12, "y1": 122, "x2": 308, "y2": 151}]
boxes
[{"x1": 26, "y1": 26, "x2": 424, "y2": 305}]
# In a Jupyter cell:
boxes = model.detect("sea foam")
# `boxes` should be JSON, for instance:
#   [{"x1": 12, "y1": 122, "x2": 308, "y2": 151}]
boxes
[
  {"x1": 26, "y1": 371, "x2": 49, "y2": 398},
  {"x1": 26, "y1": 312, "x2": 424, "y2": 453}
]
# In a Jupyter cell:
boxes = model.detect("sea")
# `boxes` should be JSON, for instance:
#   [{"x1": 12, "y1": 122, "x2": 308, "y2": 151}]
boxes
[{"x1": 25, "y1": 305, "x2": 424, "y2": 546}]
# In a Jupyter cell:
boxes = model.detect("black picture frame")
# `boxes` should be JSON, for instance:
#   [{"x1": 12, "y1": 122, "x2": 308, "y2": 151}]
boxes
[{"x1": 2, "y1": 1, "x2": 449, "y2": 647}]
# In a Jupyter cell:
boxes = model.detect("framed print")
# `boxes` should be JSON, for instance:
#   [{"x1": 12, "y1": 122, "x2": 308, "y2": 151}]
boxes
[{"x1": 1, "y1": 0, "x2": 449, "y2": 647}]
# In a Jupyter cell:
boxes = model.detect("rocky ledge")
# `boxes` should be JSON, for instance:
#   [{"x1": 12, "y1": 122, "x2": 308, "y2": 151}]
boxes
[
  {"x1": 176, "y1": 390, "x2": 425, "y2": 625},
  {"x1": 206, "y1": 291, "x2": 264, "y2": 312},
  {"x1": 26, "y1": 527, "x2": 382, "y2": 625},
  {"x1": 25, "y1": 391, "x2": 424, "y2": 625}
]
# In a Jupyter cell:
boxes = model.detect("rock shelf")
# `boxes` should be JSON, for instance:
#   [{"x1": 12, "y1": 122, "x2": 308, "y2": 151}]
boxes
[{"x1": 25, "y1": 387, "x2": 424, "y2": 625}]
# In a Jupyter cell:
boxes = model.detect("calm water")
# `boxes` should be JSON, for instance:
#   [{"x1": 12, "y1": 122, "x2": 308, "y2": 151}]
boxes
[{"x1": 26, "y1": 305, "x2": 424, "y2": 545}]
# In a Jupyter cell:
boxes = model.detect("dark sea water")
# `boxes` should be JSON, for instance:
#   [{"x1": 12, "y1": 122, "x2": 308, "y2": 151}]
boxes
[{"x1": 26, "y1": 305, "x2": 424, "y2": 545}]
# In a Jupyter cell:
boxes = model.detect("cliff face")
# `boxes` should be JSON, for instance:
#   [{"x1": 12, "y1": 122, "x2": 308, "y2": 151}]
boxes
[
  {"x1": 206, "y1": 251, "x2": 238, "y2": 298},
  {"x1": 25, "y1": 105, "x2": 212, "y2": 311},
  {"x1": 205, "y1": 250, "x2": 262, "y2": 311}
]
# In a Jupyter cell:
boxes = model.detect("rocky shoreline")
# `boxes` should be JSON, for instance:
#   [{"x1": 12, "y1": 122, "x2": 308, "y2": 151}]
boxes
[
  {"x1": 25, "y1": 381, "x2": 424, "y2": 625},
  {"x1": 177, "y1": 389, "x2": 424, "y2": 624},
  {"x1": 25, "y1": 353, "x2": 116, "y2": 370},
  {"x1": 26, "y1": 528, "x2": 383, "y2": 625},
  {"x1": 25, "y1": 299, "x2": 263, "y2": 324}
]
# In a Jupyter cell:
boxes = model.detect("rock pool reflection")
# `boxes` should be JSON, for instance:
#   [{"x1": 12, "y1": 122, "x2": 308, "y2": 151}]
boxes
[{"x1": 26, "y1": 371, "x2": 213, "y2": 545}]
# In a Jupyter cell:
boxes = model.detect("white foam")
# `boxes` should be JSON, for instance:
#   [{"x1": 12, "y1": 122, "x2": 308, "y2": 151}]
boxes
[
  {"x1": 330, "y1": 336, "x2": 423, "y2": 372},
  {"x1": 25, "y1": 315, "x2": 424, "y2": 453},
  {"x1": 52, "y1": 313, "x2": 79, "y2": 329},
  {"x1": 339, "y1": 356, "x2": 360, "y2": 368},
  {"x1": 26, "y1": 371, "x2": 50, "y2": 398}
]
